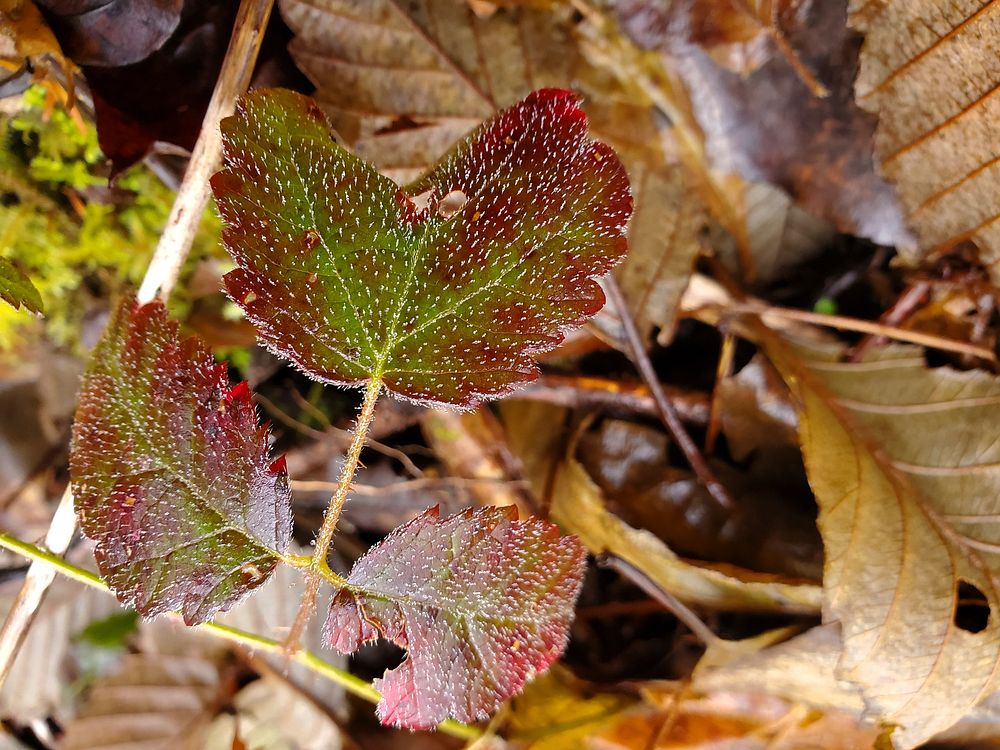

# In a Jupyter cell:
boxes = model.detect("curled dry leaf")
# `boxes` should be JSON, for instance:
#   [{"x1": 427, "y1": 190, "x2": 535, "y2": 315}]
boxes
[
  {"x1": 502, "y1": 400, "x2": 823, "y2": 613},
  {"x1": 324, "y1": 504, "x2": 586, "y2": 729},
  {"x1": 70, "y1": 298, "x2": 291, "y2": 625},
  {"x1": 849, "y1": 0, "x2": 1000, "y2": 279},
  {"x1": 765, "y1": 334, "x2": 1000, "y2": 747},
  {"x1": 213, "y1": 87, "x2": 631, "y2": 407}
]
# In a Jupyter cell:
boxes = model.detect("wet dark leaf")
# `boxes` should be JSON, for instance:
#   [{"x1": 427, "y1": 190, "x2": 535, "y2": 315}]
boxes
[
  {"x1": 618, "y1": 0, "x2": 912, "y2": 248},
  {"x1": 35, "y1": 0, "x2": 182, "y2": 67}
]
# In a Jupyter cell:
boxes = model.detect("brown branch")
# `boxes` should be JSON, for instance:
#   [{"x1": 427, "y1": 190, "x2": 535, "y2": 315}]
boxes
[{"x1": 604, "y1": 277, "x2": 735, "y2": 510}]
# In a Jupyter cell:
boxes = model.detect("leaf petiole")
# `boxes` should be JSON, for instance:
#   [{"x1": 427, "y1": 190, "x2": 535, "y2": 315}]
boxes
[{"x1": 284, "y1": 375, "x2": 383, "y2": 652}]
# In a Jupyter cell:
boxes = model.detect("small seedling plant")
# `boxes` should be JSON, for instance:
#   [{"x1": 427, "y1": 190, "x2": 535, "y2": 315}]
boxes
[{"x1": 69, "y1": 87, "x2": 632, "y2": 729}]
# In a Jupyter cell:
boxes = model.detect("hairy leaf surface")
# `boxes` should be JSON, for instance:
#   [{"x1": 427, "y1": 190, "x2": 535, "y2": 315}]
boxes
[
  {"x1": 70, "y1": 299, "x2": 291, "y2": 624},
  {"x1": 324, "y1": 505, "x2": 586, "y2": 728},
  {"x1": 212, "y1": 87, "x2": 631, "y2": 407},
  {"x1": 767, "y1": 336, "x2": 1000, "y2": 748}
]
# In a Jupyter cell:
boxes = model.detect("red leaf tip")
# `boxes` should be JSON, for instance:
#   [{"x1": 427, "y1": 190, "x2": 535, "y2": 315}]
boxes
[
  {"x1": 269, "y1": 455, "x2": 287, "y2": 475},
  {"x1": 226, "y1": 380, "x2": 252, "y2": 406}
]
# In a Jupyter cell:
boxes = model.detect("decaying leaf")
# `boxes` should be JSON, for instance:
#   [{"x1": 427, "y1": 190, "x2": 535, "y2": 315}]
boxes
[
  {"x1": 203, "y1": 676, "x2": 344, "y2": 750},
  {"x1": 61, "y1": 651, "x2": 227, "y2": 750},
  {"x1": 849, "y1": 0, "x2": 1000, "y2": 279},
  {"x1": 765, "y1": 335, "x2": 1000, "y2": 747},
  {"x1": 0, "y1": 567, "x2": 123, "y2": 722},
  {"x1": 69, "y1": 298, "x2": 291, "y2": 625},
  {"x1": 213, "y1": 87, "x2": 631, "y2": 407},
  {"x1": 585, "y1": 100, "x2": 706, "y2": 346},
  {"x1": 0, "y1": 256, "x2": 42, "y2": 313},
  {"x1": 577, "y1": 418, "x2": 821, "y2": 580},
  {"x1": 505, "y1": 666, "x2": 637, "y2": 749},
  {"x1": 279, "y1": 0, "x2": 577, "y2": 184},
  {"x1": 502, "y1": 401, "x2": 823, "y2": 612},
  {"x1": 618, "y1": 0, "x2": 912, "y2": 247},
  {"x1": 325, "y1": 504, "x2": 586, "y2": 728},
  {"x1": 694, "y1": 624, "x2": 865, "y2": 716},
  {"x1": 33, "y1": 0, "x2": 182, "y2": 67}
]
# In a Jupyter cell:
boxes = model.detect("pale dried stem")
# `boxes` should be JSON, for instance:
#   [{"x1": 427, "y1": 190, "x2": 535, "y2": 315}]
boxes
[
  {"x1": 285, "y1": 377, "x2": 383, "y2": 652},
  {"x1": 137, "y1": 0, "x2": 274, "y2": 303},
  {"x1": 0, "y1": 0, "x2": 274, "y2": 688},
  {"x1": 0, "y1": 485, "x2": 74, "y2": 686}
]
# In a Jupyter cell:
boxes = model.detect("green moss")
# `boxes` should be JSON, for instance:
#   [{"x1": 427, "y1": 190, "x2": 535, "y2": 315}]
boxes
[{"x1": 0, "y1": 86, "x2": 223, "y2": 353}]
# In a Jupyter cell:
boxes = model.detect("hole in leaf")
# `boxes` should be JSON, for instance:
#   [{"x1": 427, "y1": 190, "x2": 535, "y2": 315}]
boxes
[{"x1": 955, "y1": 579, "x2": 990, "y2": 633}]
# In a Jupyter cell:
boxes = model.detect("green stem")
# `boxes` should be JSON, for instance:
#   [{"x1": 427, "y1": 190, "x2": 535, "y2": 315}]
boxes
[
  {"x1": 285, "y1": 376, "x2": 383, "y2": 651},
  {"x1": 0, "y1": 530, "x2": 481, "y2": 742}
]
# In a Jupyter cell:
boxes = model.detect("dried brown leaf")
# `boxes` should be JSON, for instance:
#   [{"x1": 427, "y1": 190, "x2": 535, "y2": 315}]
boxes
[
  {"x1": 849, "y1": 0, "x2": 1000, "y2": 279},
  {"x1": 501, "y1": 400, "x2": 822, "y2": 613},
  {"x1": 618, "y1": 0, "x2": 912, "y2": 248}
]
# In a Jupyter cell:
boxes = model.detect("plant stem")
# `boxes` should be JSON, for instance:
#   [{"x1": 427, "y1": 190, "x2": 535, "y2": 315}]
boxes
[
  {"x1": 285, "y1": 376, "x2": 383, "y2": 651},
  {"x1": 0, "y1": 531, "x2": 481, "y2": 742}
]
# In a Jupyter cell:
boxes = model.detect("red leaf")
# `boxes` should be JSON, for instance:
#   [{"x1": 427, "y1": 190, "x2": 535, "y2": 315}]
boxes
[
  {"x1": 70, "y1": 298, "x2": 292, "y2": 625},
  {"x1": 212, "y1": 87, "x2": 632, "y2": 407},
  {"x1": 324, "y1": 505, "x2": 586, "y2": 728}
]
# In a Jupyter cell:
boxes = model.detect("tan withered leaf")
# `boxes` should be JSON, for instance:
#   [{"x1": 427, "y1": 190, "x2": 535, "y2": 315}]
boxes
[
  {"x1": 766, "y1": 336, "x2": 1000, "y2": 747},
  {"x1": 62, "y1": 652, "x2": 226, "y2": 750},
  {"x1": 850, "y1": 1, "x2": 1000, "y2": 278},
  {"x1": 586, "y1": 100, "x2": 706, "y2": 346},
  {"x1": 279, "y1": 0, "x2": 575, "y2": 183}
]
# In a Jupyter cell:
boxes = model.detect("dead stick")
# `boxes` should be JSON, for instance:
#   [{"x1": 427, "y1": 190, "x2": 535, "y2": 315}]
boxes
[
  {"x1": 137, "y1": 0, "x2": 274, "y2": 302},
  {"x1": 600, "y1": 554, "x2": 719, "y2": 647},
  {"x1": 604, "y1": 277, "x2": 735, "y2": 510},
  {"x1": 0, "y1": 0, "x2": 275, "y2": 688}
]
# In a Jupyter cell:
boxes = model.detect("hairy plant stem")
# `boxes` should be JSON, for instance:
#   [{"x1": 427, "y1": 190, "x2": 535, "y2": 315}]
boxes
[
  {"x1": 285, "y1": 376, "x2": 383, "y2": 652},
  {"x1": 0, "y1": 531, "x2": 481, "y2": 742}
]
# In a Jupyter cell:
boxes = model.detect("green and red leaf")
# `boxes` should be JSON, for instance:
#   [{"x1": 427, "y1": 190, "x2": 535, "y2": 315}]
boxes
[
  {"x1": 324, "y1": 505, "x2": 586, "y2": 729},
  {"x1": 70, "y1": 298, "x2": 291, "y2": 625},
  {"x1": 212, "y1": 87, "x2": 631, "y2": 407}
]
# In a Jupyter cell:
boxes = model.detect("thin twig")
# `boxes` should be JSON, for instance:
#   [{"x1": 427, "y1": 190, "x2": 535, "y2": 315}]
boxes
[
  {"x1": 0, "y1": 0, "x2": 276, "y2": 689},
  {"x1": 600, "y1": 554, "x2": 720, "y2": 648},
  {"x1": 290, "y1": 476, "x2": 529, "y2": 497},
  {"x1": 255, "y1": 391, "x2": 424, "y2": 478},
  {"x1": 137, "y1": 0, "x2": 274, "y2": 303},
  {"x1": 849, "y1": 281, "x2": 931, "y2": 362},
  {"x1": 604, "y1": 277, "x2": 735, "y2": 510},
  {"x1": 517, "y1": 374, "x2": 710, "y2": 424},
  {"x1": 705, "y1": 331, "x2": 736, "y2": 454},
  {"x1": 0, "y1": 531, "x2": 481, "y2": 742},
  {"x1": 285, "y1": 377, "x2": 383, "y2": 652},
  {"x1": 0, "y1": 485, "x2": 75, "y2": 686},
  {"x1": 733, "y1": 301, "x2": 996, "y2": 361}
]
